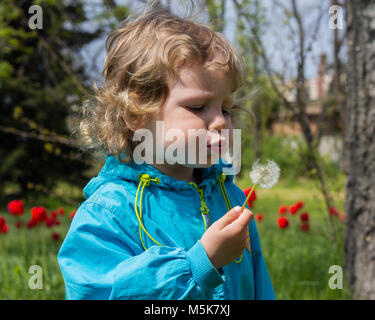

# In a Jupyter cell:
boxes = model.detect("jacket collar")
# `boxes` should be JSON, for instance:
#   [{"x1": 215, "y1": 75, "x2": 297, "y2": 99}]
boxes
[{"x1": 98, "y1": 154, "x2": 234, "y2": 194}]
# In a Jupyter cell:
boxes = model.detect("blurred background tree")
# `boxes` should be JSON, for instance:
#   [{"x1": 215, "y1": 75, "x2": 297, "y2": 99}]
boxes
[
  {"x1": 0, "y1": 0, "x2": 130, "y2": 205},
  {"x1": 232, "y1": 0, "x2": 282, "y2": 176}
]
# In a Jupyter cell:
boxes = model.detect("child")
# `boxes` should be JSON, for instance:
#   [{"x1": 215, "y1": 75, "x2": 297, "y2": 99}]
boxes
[{"x1": 57, "y1": 1, "x2": 275, "y2": 300}]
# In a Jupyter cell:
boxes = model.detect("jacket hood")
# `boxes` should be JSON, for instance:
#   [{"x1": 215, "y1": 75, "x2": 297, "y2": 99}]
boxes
[{"x1": 83, "y1": 154, "x2": 235, "y2": 200}]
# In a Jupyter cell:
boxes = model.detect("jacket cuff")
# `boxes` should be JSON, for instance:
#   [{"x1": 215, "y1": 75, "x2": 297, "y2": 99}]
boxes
[{"x1": 186, "y1": 240, "x2": 225, "y2": 291}]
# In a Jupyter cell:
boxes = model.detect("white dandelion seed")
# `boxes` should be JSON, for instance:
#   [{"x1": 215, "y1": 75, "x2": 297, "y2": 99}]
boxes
[
  {"x1": 241, "y1": 159, "x2": 280, "y2": 210},
  {"x1": 249, "y1": 159, "x2": 280, "y2": 188}
]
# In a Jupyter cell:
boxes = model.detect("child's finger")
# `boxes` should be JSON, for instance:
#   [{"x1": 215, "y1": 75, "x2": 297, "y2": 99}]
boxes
[
  {"x1": 216, "y1": 206, "x2": 243, "y2": 229},
  {"x1": 231, "y1": 208, "x2": 253, "y2": 229}
]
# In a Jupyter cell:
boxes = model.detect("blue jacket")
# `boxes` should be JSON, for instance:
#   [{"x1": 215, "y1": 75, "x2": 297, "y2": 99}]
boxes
[{"x1": 57, "y1": 155, "x2": 276, "y2": 300}]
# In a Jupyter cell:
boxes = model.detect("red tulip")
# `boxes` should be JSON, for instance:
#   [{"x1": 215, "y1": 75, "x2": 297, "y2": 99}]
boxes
[
  {"x1": 255, "y1": 213, "x2": 263, "y2": 222},
  {"x1": 70, "y1": 210, "x2": 76, "y2": 219},
  {"x1": 45, "y1": 210, "x2": 61, "y2": 228},
  {"x1": 31, "y1": 207, "x2": 48, "y2": 223},
  {"x1": 1, "y1": 223, "x2": 8, "y2": 234},
  {"x1": 279, "y1": 205, "x2": 288, "y2": 215},
  {"x1": 329, "y1": 207, "x2": 339, "y2": 216},
  {"x1": 289, "y1": 204, "x2": 299, "y2": 215},
  {"x1": 243, "y1": 188, "x2": 257, "y2": 208},
  {"x1": 27, "y1": 219, "x2": 38, "y2": 228},
  {"x1": 0, "y1": 217, "x2": 8, "y2": 233},
  {"x1": 57, "y1": 207, "x2": 65, "y2": 215},
  {"x1": 51, "y1": 232, "x2": 60, "y2": 241},
  {"x1": 0, "y1": 217, "x2": 5, "y2": 229},
  {"x1": 277, "y1": 216, "x2": 289, "y2": 229},
  {"x1": 340, "y1": 213, "x2": 345, "y2": 222},
  {"x1": 45, "y1": 218, "x2": 54, "y2": 228},
  {"x1": 300, "y1": 212, "x2": 309, "y2": 222},
  {"x1": 7, "y1": 200, "x2": 24, "y2": 216},
  {"x1": 301, "y1": 222, "x2": 310, "y2": 232},
  {"x1": 15, "y1": 221, "x2": 23, "y2": 229},
  {"x1": 0, "y1": 217, "x2": 7, "y2": 233},
  {"x1": 296, "y1": 201, "x2": 304, "y2": 209}
]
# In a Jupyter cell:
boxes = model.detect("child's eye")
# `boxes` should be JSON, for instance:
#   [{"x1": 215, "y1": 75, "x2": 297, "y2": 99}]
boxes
[
  {"x1": 222, "y1": 107, "x2": 231, "y2": 116},
  {"x1": 187, "y1": 105, "x2": 205, "y2": 112},
  {"x1": 186, "y1": 105, "x2": 231, "y2": 116}
]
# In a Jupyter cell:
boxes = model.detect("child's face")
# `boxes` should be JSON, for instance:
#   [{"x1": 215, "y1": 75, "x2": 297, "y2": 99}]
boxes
[{"x1": 149, "y1": 61, "x2": 234, "y2": 168}]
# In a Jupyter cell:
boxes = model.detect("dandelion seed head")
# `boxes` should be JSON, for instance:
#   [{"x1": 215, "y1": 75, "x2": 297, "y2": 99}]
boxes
[{"x1": 249, "y1": 159, "x2": 280, "y2": 188}]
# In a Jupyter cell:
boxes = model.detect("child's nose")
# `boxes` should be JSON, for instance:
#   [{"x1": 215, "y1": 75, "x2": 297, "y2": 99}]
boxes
[{"x1": 208, "y1": 109, "x2": 227, "y2": 131}]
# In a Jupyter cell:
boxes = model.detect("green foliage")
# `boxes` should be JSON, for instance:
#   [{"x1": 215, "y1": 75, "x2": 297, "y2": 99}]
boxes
[
  {"x1": 204, "y1": 0, "x2": 226, "y2": 33},
  {"x1": 0, "y1": 61, "x2": 13, "y2": 79},
  {"x1": 92, "y1": 3, "x2": 131, "y2": 30},
  {"x1": 113, "y1": 6, "x2": 131, "y2": 22},
  {"x1": 0, "y1": 0, "x2": 131, "y2": 204},
  {"x1": 239, "y1": 133, "x2": 343, "y2": 185},
  {"x1": 233, "y1": 0, "x2": 283, "y2": 156}
]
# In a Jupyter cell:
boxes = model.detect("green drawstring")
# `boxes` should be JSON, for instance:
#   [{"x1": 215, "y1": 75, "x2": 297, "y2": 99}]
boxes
[
  {"x1": 134, "y1": 172, "x2": 244, "y2": 263},
  {"x1": 188, "y1": 181, "x2": 210, "y2": 231},
  {"x1": 217, "y1": 173, "x2": 243, "y2": 263},
  {"x1": 135, "y1": 173, "x2": 161, "y2": 251},
  {"x1": 218, "y1": 173, "x2": 232, "y2": 209}
]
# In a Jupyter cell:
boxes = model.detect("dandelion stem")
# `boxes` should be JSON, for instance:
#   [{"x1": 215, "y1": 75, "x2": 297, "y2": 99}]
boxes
[{"x1": 241, "y1": 184, "x2": 256, "y2": 210}]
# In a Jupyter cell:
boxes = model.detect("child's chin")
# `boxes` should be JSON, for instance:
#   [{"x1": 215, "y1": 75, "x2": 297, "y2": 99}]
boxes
[
  {"x1": 166, "y1": 152, "x2": 220, "y2": 168},
  {"x1": 181, "y1": 162, "x2": 214, "y2": 169},
  {"x1": 179, "y1": 157, "x2": 220, "y2": 168}
]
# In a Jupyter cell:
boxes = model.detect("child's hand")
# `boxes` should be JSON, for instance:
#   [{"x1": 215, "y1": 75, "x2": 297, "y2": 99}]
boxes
[{"x1": 200, "y1": 206, "x2": 253, "y2": 270}]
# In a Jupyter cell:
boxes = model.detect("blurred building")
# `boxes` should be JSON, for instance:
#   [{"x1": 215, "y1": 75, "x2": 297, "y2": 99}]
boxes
[{"x1": 270, "y1": 53, "x2": 340, "y2": 136}]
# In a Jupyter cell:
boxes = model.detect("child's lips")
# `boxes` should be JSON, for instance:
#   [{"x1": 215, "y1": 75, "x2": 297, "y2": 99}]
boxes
[{"x1": 207, "y1": 140, "x2": 227, "y2": 154}]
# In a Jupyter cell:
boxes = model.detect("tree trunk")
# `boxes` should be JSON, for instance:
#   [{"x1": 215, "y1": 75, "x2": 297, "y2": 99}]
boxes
[{"x1": 345, "y1": 0, "x2": 375, "y2": 300}]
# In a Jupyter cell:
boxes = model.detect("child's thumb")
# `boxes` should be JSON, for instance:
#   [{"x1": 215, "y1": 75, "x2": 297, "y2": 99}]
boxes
[{"x1": 216, "y1": 206, "x2": 243, "y2": 229}]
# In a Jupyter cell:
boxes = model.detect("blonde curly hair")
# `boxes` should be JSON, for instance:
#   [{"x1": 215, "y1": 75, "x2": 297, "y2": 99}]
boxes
[{"x1": 75, "y1": 0, "x2": 248, "y2": 163}]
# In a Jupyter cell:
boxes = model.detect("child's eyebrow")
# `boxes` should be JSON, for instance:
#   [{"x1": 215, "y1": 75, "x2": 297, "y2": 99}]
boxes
[{"x1": 180, "y1": 91, "x2": 234, "y2": 105}]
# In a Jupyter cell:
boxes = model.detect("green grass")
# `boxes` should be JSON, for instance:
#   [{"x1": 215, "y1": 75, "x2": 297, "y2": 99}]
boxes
[
  {"x1": 0, "y1": 181, "x2": 80, "y2": 299},
  {"x1": 0, "y1": 176, "x2": 352, "y2": 299},
  {"x1": 236, "y1": 173, "x2": 351, "y2": 299}
]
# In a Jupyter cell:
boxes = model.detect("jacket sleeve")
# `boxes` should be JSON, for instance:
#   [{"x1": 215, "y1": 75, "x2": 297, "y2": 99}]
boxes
[
  {"x1": 248, "y1": 217, "x2": 276, "y2": 300},
  {"x1": 57, "y1": 201, "x2": 224, "y2": 300}
]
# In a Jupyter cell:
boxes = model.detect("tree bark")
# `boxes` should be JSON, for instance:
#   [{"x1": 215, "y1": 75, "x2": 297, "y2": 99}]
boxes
[{"x1": 345, "y1": 0, "x2": 375, "y2": 300}]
